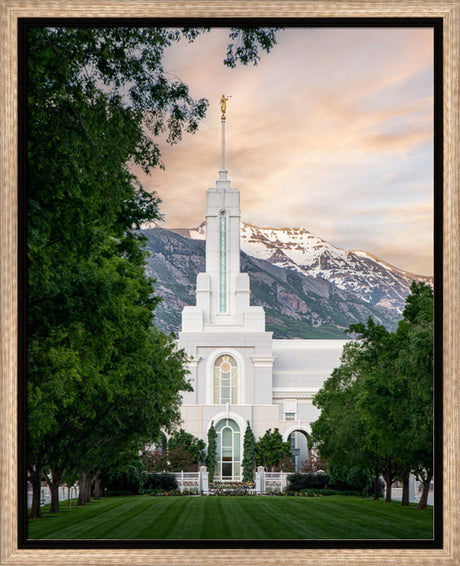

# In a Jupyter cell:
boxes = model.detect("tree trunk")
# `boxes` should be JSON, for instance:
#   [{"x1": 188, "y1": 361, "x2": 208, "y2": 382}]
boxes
[
  {"x1": 382, "y1": 459, "x2": 395, "y2": 503},
  {"x1": 384, "y1": 478, "x2": 392, "y2": 503},
  {"x1": 28, "y1": 466, "x2": 43, "y2": 519},
  {"x1": 45, "y1": 468, "x2": 62, "y2": 514},
  {"x1": 48, "y1": 482, "x2": 61, "y2": 513},
  {"x1": 77, "y1": 472, "x2": 88, "y2": 506},
  {"x1": 93, "y1": 476, "x2": 102, "y2": 500},
  {"x1": 372, "y1": 468, "x2": 380, "y2": 501},
  {"x1": 85, "y1": 474, "x2": 92, "y2": 504},
  {"x1": 401, "y1": 472, "x2": 410, "y2": 506},
  {"x1": 417, "y1": 471, "x2": 433, "y2": 510}
]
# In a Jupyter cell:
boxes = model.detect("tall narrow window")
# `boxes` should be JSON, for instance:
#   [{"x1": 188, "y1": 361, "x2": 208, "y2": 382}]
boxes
[
  {"x1": 213, "y1": 354, "x2": 238, "y2": 404},
  {"x1": 219, "y1": 212, "x2": 226, "y2": 312},
  {"x1": 215, "y1": 419, "x2": 241, "y2": 480}
]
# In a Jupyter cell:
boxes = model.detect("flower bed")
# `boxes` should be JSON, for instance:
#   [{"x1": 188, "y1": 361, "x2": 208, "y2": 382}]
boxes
[
  {"x1": 148, "y1": 487, "x2": 200, "y2": 496},
  {"x1": 208, "y1": 481, "x2": 256, "y2": 496}
]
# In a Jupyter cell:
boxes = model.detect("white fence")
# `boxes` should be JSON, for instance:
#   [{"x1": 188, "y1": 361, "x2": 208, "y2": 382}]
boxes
[
  {"x1": 255, "y1": 467, "x2": 288, "y2": 494},
  {"x1": 173, "y1": 466, "x2": 208, "y2": 494},
  {"x1": 27, "y1": 483, "x2": 79, "y2": 509},
  {"x1": 387, "y1": 475, "x2": 434, "y2": 505}
]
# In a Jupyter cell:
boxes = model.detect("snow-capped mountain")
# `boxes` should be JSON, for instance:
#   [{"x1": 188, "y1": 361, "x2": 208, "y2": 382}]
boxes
[
  {"x1": 170, "y1": 221, "x2": 431, "y2": 315},
  {"x1": 141, "y1": 222, "x2": 431, "y2": 339}
]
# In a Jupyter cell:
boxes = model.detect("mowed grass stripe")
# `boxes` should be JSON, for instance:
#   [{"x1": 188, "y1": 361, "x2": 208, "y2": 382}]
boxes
[
  {"x1": 283, "y1": 497, "x2": 379, "y2": 539},
  {"x1": 282, "y1": 497, "x2": 433, "y2": 539},
  {"x1": 222, "y1": 498, "x2": 272, "y2": 539},
  {"x1": 29, "y1": 497, "x2": 148, "y2": 539},
  {"x1": 28, "y1": 495, "x2": 433, "y2": 540},
  {"x1": 97, "y1": 497, "x2": 184, "y2": 539},
  {"x1": 30, "y1": 496, "x2": 180, "y2": 539},
  {"x1": 313, "y1": 497, "x2": 433, "y2": 539}
]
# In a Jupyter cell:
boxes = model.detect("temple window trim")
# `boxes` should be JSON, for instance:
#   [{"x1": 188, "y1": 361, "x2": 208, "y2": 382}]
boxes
[
  {"x1": 214, "y1": 354, "x2": 238, "y2": 404},
  {"x1": 206, "y1": 348, "x2": 246, "y2": 405}
]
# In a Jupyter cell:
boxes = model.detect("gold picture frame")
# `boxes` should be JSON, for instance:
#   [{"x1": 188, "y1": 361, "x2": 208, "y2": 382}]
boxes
[{"x1": 1, "y1": 1, "x2": 459, "y2": 564}]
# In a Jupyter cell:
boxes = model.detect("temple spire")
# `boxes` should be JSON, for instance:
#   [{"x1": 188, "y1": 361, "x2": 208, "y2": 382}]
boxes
[{"x1": 220, "y1": 95, "x2": 230, "y2": 175}]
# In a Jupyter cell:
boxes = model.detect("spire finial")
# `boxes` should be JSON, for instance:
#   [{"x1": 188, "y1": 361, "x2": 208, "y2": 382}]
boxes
[
  {"x1": 220, "y1": 95, "x2": 231, "y2": 173},
  {"x1": 220, "y1": 94, "x2": 230, "y2": 120}
]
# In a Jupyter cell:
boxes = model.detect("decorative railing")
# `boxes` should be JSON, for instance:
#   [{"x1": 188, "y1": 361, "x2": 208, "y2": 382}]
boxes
[
  {"x1": 173, "y1": 467, "x2": 208, "y2": 494},
  {"x1": 255, "y1": 467, "x2": 288, "y2": 494}
]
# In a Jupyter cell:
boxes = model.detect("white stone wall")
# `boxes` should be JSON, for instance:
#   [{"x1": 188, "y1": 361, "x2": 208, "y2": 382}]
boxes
[{"x1": 176, "y1": 150, "x2": 347, "y2": 471}]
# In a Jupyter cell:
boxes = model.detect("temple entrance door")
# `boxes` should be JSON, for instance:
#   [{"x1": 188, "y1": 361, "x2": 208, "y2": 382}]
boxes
[
  {"x1": 288, "y1": 430, "x2": 310, "y2": 471},
  {"x1": 216, "y1": 419, "x2": 241, "y2": 481}
]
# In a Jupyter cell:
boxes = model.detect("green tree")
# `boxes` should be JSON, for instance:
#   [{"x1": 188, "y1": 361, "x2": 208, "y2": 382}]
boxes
[
  {"x1": 311, "y1": 338, "x2": 383, "y2": 500},
  {"x1": 242, "y1": 421, "x2": 257, "y2": 483},
  {"x1": 26, "y1": 25, "x2": 279, "y2": 517},
  {"x1": 167, "y1": 429, "x2": 206, "y2": 470},
  {"x1": 103, "y1": 460, "x2": 147, "y2": 495},
  {"x1": 206, "y1": 422, "x2": 218, "y2": 482},
  {"x1": 255, "y1": 428, "x2": 291, "y2": 471},
  {"x1": 349, "y1": 319, "x2": 402, "y2": 503},
  {"x1": 311, "y1": 283, "x2": 434, "y2": 507},
  {"x1": 396, "y1": 282, "x2": 434, "y2": 510}
]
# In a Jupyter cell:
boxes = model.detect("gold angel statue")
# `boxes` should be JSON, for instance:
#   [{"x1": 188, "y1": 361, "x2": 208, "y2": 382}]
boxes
[{"x1": 220, "y1": 94, "x2": 230, "y2": 119}]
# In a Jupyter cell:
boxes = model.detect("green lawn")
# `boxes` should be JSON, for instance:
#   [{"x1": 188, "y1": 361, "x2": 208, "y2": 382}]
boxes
[{"x1": 28, "y1": 495, "x2": 433, "y2": 540}]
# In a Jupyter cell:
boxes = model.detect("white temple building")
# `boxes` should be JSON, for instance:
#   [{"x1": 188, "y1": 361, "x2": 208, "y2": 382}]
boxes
[{"x1": 176, "y1": 100, "x2": 346, "y2": 480}]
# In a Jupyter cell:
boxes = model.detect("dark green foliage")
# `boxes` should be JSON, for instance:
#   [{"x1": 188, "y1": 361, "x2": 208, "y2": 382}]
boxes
[
  {"x1": 144, "y1": 472, "x2": 178, "y2": 492},
  {"x1": 142, "y1": 446, "x2": 197, "y2": 473},
  {"x1": 26, "y1": 26, "x2": 202, "y2": 515},
  {"x1": 206, "y1": 422, "x2": 218, "y2": 482},
  {"x1": 287, "y1": 472, "x2": 330, "y2": 492},
  {"x1": 255, "y1": 428, "x2": 292, "y2": 471},
  {"x1": 287, "y1": 489, "x2": 361, "y2": 496},
  {"x1": 242, "y1": 421, "x2": 257, "y2": 483},
  {"x1": 104, "y1": 461, "x2": 147, "y2": 495},
  {"x1": 168, "y1": 429, "x2": 206, "y2": 463},
  {"x1": 311, "y1": 282, "x2": 434, "y2": 506},
  {"x1": 26, "y1": 24, "x2": 281, "y2": 517},
  {"x1": 167, "y1": 429, "x2": 206, "y2": 469},
  {"x1": 327, "y1": 464, "x2": 376, "y2": 493},
  {"x1": 224, "y1": 28, "x2": 279, "y2": 67}
]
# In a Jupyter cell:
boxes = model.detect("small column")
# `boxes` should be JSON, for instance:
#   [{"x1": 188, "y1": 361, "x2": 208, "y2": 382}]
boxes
[
  {"x1": 256, "y1": 466, "x2": 265, "y2": 494},
  {"x1": 200, "y1": 466, "x2": 209, "y2": 495},
  {"x1": 409, "y1": 473, "x2": 417, "y2": 503}
]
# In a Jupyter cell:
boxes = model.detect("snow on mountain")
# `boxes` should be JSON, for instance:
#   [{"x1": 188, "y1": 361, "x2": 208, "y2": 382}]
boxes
[
  {"x1": 169, "y1": 221, "x2": 431, "y2": 314},
  {"x1": 141, "y1": 226, "x2": 402, "y2": 339}
]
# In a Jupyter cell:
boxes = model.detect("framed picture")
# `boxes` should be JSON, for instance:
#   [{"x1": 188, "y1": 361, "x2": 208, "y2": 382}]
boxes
[{"x1": 1, "y1": 1, "x2": 459, "y2": 565}]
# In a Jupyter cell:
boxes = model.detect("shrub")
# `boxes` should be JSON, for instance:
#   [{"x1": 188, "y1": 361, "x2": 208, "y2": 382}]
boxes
[
  {"x1": 104, "y1": 461, "x2": 147, "y2": 495},
  {"x1": 327, "y1": 464, "x2": 374, "y2": 493},
  {"x1": 287, "y1": 471, "x2": 330, "y2": 491},
  {"x1": 104, "y1": 490, "x2": 134, "y2": 497},
  {"x1": 144, "y1": 472, "x2": 178, "y2": 492}
]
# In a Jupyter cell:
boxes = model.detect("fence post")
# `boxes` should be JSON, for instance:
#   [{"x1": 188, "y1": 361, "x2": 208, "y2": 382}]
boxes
[
  {"x1": 180, "y1": 470, "x2": 184, "y2": 493},
  {"x1": 256, "y1": 466, "x2": 265, "y2": 494},
  {"x1": 200, "y1": 466, "x2": 209, "y2": 495},
  {"x1": 409, "y1": 473, "x2": 416, "y2": 503}
]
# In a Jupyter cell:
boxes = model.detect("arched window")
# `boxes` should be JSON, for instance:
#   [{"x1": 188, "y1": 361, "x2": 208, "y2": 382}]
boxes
[
  {"x1": 213, "y1": 354, "x2": 238, "y2": 404},
  {"x1": 215, "y1": 419, "x2": 241, "y2": 480}
]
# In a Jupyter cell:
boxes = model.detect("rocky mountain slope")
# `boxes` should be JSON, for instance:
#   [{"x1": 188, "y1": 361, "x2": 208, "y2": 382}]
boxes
[
  {"x1": 173, "y1": 222, "x2": 431, "y2": 315},
  {"x1": 142, "y1": 223, "x2": 431, "y2": 339}
]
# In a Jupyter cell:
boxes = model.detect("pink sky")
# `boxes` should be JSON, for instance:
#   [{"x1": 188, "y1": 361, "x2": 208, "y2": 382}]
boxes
[{"x1": 134, "y1": 27, "x2": 434, "y2": 276}]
